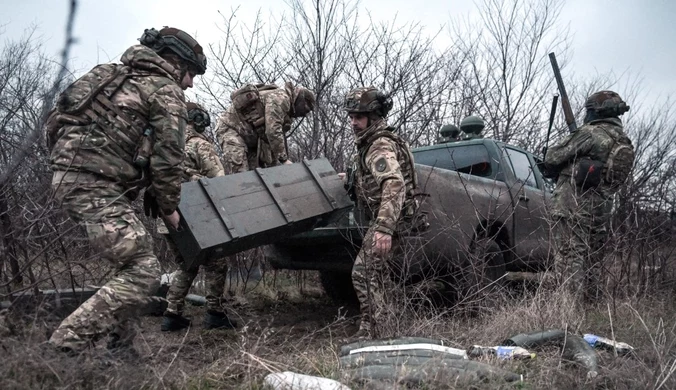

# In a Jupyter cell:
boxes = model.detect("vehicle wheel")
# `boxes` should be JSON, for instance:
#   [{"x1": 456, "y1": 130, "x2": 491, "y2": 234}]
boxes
[
  {"x1": 457, "y1": 237, "x2": 507, "y2": 306},
  {"x1": 319, "y1": 270, "x2": 358, "y2": 304}
]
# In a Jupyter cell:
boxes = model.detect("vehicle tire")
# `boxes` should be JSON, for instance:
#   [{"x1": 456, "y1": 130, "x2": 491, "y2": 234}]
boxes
[
  {"x1": 319, "y1": 270, "x2": 358, "y2": 304},
  {"x1": 457, "y1": 237, "x2": 507, "y2": 306}
]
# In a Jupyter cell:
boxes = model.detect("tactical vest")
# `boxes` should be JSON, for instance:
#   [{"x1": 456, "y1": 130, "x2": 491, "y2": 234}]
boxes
[
  {"x1": 45, "y1": 63, "x2": 150, "y2": 165},
  {"x1": 571, "y1": 121, "x2": 634, "y2": 190},
  {"x1": 355, "y1": 128, "x2": 426, "y2": 234},
  {"x1": 230, "y1": 83, "x2": 279, "y2": 137}
]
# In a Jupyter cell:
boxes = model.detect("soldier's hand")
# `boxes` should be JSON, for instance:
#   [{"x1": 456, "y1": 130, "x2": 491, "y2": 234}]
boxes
[
  {"x1": 373, "y1": 231, "x2": 392, "y2": 256},
  {"x1": 338, "y1": 172, "x2": 346, "y2": 182},
  {"x1": 164, "y1": 211, "x2": 181, "y2": 230},
  {"x1": 283, "y1": 159, "x2": 293, "y2": 165}
]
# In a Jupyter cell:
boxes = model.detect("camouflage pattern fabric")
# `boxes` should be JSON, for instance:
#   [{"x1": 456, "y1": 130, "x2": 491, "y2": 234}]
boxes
[
  {"x1": 215, "y1": 87, "x2": 293, "y2": 167},
  {"x1": 352, "y1": 228, "x2": 398, "y2": 338},
  {"x1": 164, "y1": 240, "x2": 231, "y2": 314},
  {"x1": 182, "y1": 124, "x2": 225, "y2": 181},
  {"x1": 351, "y1": 119, "x2": 415, "y2": 337},
  {"x1": 47, "y1": 44, "x2": 189, "y2": 352},
  {"x1": 162, "y1": 123, "x2": 233, "y2": 315},
  {"x1": 49, "y1": 44, "x2": 188, "y2": 215},
  {"x1": 49, "y1": 172, "x2": 160, "y2": 352},
  {"x1": 544, "y1": 117, "x2": 630, "y2": 300},
  {"x1": 218, "y1": 130, "x2": 262, "y2": 174}
]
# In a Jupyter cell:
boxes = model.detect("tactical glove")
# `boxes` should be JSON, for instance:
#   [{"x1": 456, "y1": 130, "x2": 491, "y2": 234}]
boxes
[{"x1": 143, "y1": 189, "x2": 159, "y2": 218}]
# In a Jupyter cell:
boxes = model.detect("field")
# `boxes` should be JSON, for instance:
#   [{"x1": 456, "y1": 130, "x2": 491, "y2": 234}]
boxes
[{"x1": 1, "y1": 270, "x2": 675, "y2": 390}]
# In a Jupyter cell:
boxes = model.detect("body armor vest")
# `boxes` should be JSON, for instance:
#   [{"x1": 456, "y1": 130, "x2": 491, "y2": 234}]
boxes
[{"x1": 355, "y1": 128, "x2": 425, "y2": 233}]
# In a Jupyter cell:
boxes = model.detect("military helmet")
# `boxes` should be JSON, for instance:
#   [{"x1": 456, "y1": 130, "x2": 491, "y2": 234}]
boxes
[
  {"x1": 140, "y1": 27, "x2": 207, "y2": 75},
  {"x1": 460, "y1": 115, "x2": 485, "y2": 135},
  {"x1": 186, "y1": 102, "x2": 210, "y2": 129},
  {"x1": 343, "y1": 86, "x2": 393, "y2": 117},
  {"x1": 439, "y1": 124, "x2": 460, "y2": 138},
  {"x1": 585, "y1": 90, "x2": 630, "y2": 117}
]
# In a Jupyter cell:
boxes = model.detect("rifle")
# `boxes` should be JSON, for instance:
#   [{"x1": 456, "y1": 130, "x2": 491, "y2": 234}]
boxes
[{"x1": 548, "y1": 52, "x2": 577, "y2": 133}]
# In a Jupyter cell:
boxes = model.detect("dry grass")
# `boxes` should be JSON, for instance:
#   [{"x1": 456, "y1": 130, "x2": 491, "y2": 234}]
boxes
[{"x1": 1, "y1": 270, "x2": 675, "y2": 390}]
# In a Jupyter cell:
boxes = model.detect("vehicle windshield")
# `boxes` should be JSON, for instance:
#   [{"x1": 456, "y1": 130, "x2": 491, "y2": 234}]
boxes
[{"x1": 413, "y1": 144, "x2": 494, "y2": 178}]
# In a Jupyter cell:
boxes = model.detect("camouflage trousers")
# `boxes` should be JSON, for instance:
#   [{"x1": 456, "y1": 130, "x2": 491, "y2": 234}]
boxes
[
  {"x1": 164, "y1": 237, "x2": 232, "y2": 314},
  {"x1": 352, "y1": 227, "x2": 399, "y2": 339},
  {"x1": 553, "y1": 214, "x2": 610, "y2": 303},
  {"x1": 220, "y1": 131, "x2": 278, "y2": 173},
  {"x1": 49, "y1": 171, "x2": 160, "y2": 352}
]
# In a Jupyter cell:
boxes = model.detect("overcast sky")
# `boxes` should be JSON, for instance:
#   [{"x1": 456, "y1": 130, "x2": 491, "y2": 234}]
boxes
[{"x1": 2, "y1": 0, "x2": 675, "y2": 108}]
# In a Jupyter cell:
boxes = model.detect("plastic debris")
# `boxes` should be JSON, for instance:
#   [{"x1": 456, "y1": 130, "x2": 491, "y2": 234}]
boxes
[
  {"x1": 467, "y1": 345, "x2": 535, "y2": 360},
  {"x1": 583, "y1": 334, "x2": 634, "y2": 355},
  {"x1": 264, "y1": 371, "x2": 351, "y2": 390}
]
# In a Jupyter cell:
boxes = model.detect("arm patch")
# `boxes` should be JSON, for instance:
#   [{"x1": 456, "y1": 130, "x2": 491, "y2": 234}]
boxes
[{"x1": 375, "y1": 157, "x2": 388, "y2": 172}]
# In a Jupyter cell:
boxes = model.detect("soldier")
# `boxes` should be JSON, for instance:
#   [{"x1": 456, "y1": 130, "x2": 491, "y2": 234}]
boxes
[
  {"x1": 161, "y1": 102, "x2": 237, "y2": 332},
  {"x1": 215, "y1": 82, "x2": 316, "y2": 171},
  {"x1": 45, "y1": 27, "x2": 206, "y2": 354},
  {"x1": 214, "y1": 82, "x2": 315, "y2": 279},
  {"x1": 460, "y1": 115, "x2": 485, "y2": 140},
  {"x1": 544, "y1": 90, "x2": 634, "y2": 303},
  {"x1": 437, "y1": 124, "x2": 461, "y2": 144},
  {"x1": 343, "y1": 87, "x2": 423, "y2": 339}
]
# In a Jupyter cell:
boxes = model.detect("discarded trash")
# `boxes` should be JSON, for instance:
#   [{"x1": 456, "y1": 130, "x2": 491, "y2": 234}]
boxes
[
  {"x1": 263, "y1": 371, "x2": 351, "y2": 390},
  {"x1": 504, "y1": 329, "x2": 598, "y2": 378},
  {"x1": 340, "y1": 337, "x2": 461, "y2": 357},
  {"x1": 467, "y1": 345, "x2": 535, "y2": 360},
  {"x1": 348, "y1": 343, "x2": 468, "y2": 359},
  {"x1": 339, "y1": 337, "x2": 520, "y2": 386},
  {"x1": 584, "y1": 334, "x2": 634, "y2": 355}
]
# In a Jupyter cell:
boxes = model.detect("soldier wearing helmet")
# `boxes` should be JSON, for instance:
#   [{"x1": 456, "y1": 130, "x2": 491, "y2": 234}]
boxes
[
  {"x1": 544, "y1": 90, "x2": 634, "y2": 304},
  {"x1": 155, "y1": 102, "x2": 238, "y2": 332},
  {"x1": 216, "y1": 82, "x2": 316, "y2": 172},
  {"x1": 214, "y1": 83, "x2": 315, "y2": 283},
  {"x1": 343, "y1": 86, "x2": 423, "y2": 340},
  {"x1": 437, "y1": 124, "x2": 461, "y2": 144},
  {"x1": 47, "y1": 27, "x2": 207, "y2": 354},
  {"x1": 460, "y1": 115, "x2": 485, "y2": 140}
]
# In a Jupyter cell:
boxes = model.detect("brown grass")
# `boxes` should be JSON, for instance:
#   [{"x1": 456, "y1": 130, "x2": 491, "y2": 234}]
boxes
[{"x1": 1, "y1": 270, "x2": 675, "y2": 390}]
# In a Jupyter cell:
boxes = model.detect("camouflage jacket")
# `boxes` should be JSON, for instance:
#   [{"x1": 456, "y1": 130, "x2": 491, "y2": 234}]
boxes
[
  {"x1": 183, "y1": 124, "x2": 225, "y2": 182},
  {"x1": 354, "y1": 120, "x2": 417, "y2": 235},
  {"x1": 49, "y1": 45, "x2": 187, "y2": 215},
  {"x1": 216, "y1": 86, "x2": 293, "y2": 165},
  {"x1": 544, "y1": 117, "x2": 628, "y2": 218}
]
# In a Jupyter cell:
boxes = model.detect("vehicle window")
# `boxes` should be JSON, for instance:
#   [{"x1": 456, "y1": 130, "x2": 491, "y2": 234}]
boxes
[
  {"x1": 505, "y1": 148, "x2": 539, "y2": 189},
  {"x1": 413, "y1": 145, "x2": 493, "y2": 178}
]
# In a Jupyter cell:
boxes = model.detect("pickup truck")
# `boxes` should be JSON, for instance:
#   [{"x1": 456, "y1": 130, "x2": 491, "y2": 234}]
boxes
[{"x1": 265, "y1": 138, "x2": 553, "y2": 301}]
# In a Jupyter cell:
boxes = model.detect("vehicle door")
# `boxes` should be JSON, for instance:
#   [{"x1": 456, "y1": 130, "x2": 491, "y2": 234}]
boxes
[{"x1": 502, "y1": 147, "x2": 549, "y2": 266}]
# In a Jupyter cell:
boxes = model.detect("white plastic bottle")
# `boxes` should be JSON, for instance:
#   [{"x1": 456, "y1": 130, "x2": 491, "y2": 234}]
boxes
[
  {"x1": 467, "y1": 345, "x2": 535, "y2": 360},
  {"x1": 263, "y1": 371, "x2": 351, "y2": 390}
]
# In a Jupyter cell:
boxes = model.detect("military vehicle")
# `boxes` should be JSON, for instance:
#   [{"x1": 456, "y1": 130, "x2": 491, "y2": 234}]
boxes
[{"x1": 264, "y1": 138, "x2": 553, "y2": 301}]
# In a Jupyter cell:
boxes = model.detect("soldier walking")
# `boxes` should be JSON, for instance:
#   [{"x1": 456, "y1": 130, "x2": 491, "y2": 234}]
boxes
[
  {"x1": 544, "y1": 90, "x2": 634, "y2": 303},
  {"x1": 45, "y1": 27, "x2": 206, "y2": 354}
]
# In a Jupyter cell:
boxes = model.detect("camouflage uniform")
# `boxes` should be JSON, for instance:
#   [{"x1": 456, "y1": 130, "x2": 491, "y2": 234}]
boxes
[
  {"x1": 544, "y1": 91, "x2": 633, "y2": 302},
  {"x1": 163, "y1": 121, "x2": 231, "y2": 316},
  {"x1": 215, "y1": 83, "x2": 315, "y2": 172},
  {"x1": 47, "y1": 28, "x2": 206, "y2": 352},
  {"x1": 345, "y1": 87, "x2": 419, "y2": 338}
]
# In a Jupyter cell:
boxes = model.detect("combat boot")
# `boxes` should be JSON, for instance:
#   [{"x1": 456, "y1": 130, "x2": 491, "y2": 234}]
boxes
[
  {"x1": 161, "y1": 312, "x2": 191, "y2": 332},
  {"x1": 203, "y1": 310, "x2": 237, "y2": 330}
]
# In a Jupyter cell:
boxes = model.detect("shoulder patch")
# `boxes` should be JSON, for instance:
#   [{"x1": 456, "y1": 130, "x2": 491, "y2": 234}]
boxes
[{"x1": 375, "y1": 157, "x2": 388, "y2": 172}]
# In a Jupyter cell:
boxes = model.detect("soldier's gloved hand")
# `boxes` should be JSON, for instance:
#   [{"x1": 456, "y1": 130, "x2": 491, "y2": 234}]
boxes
[
  {"x1": 143, "y1": 189, "x2": 159, "y2": 218},
  {"x1": 282, "y1": 159, "x2": 293, "y2": 165}
]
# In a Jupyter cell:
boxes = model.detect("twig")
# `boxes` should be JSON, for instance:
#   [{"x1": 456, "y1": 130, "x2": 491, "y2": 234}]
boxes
[{"x1": 0, "y1": 0, "x2": 78, "y2": 188}]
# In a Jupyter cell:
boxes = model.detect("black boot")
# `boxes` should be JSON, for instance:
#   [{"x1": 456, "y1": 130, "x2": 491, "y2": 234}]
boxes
[
  {"x1": 161, "y1": 312, "x2": 191, "y2": 332},
  {"x1": 203, "y1": 310, "x2": 237, "y2": 330}
]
